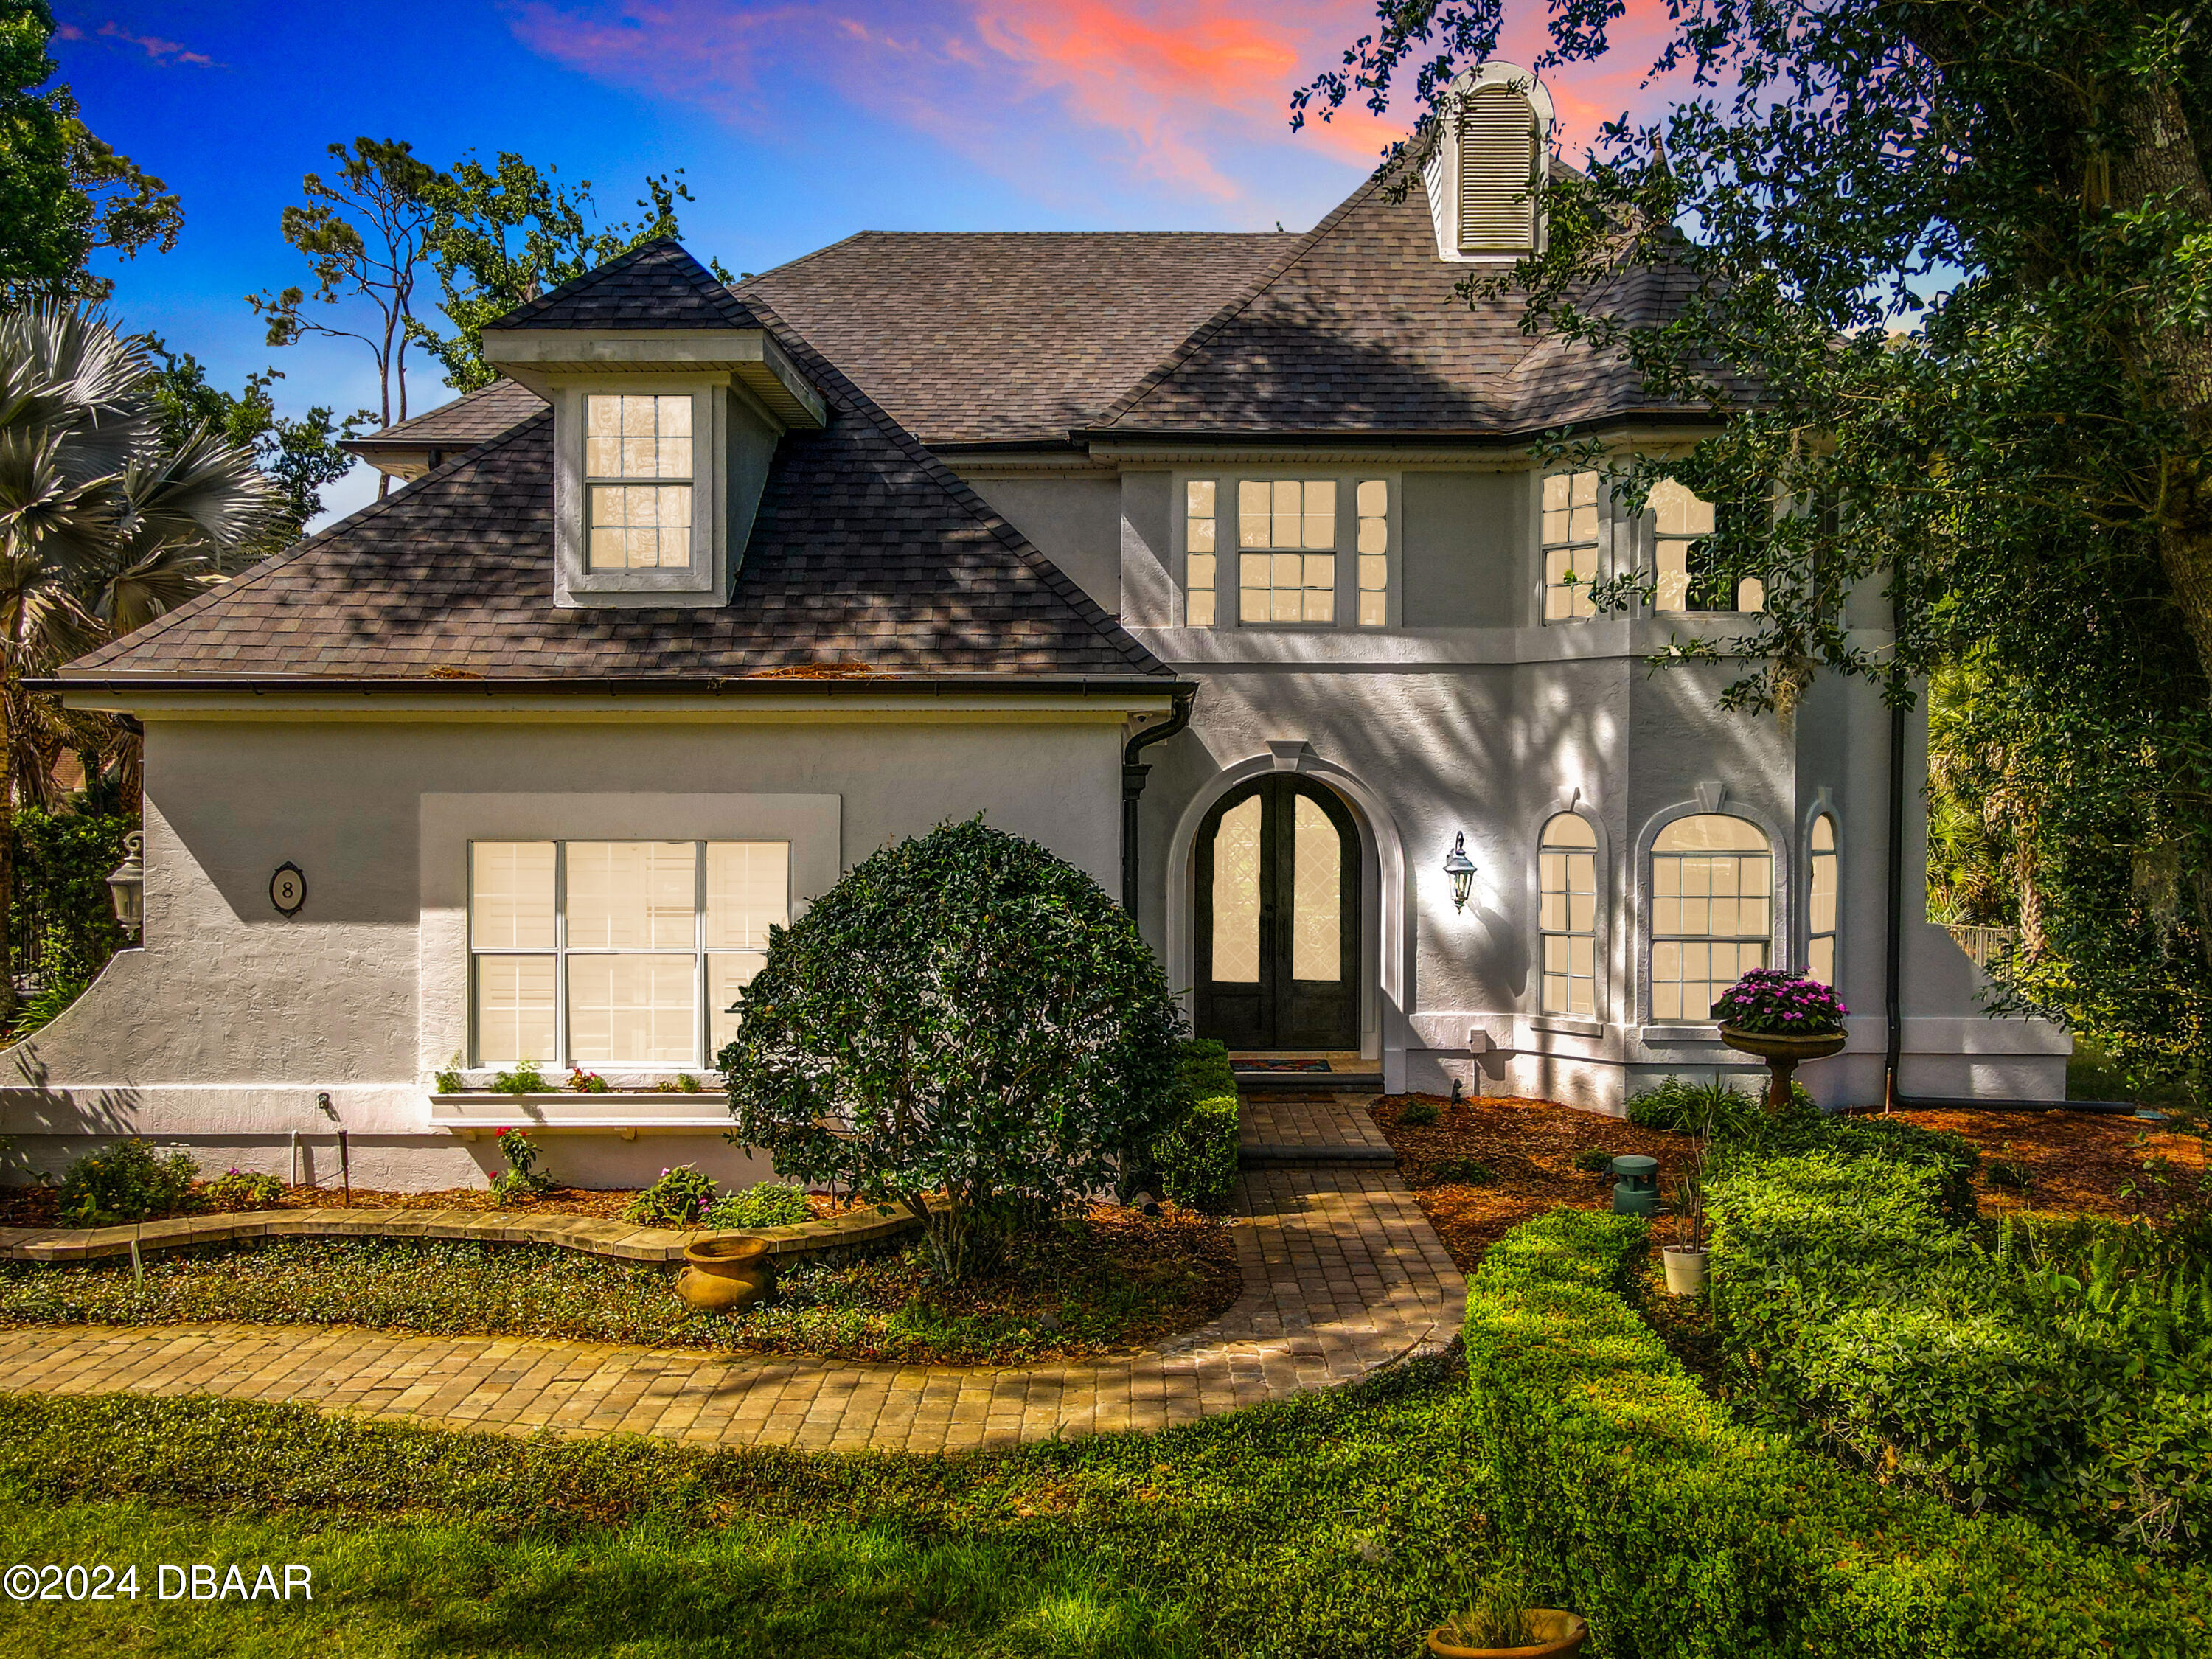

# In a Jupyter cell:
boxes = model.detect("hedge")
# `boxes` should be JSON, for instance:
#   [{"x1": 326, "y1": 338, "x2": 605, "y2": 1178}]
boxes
[
  {"x1": 1708, "y1": 1150, "x2": 2211, "y2": 1554},
  {"x1": 1463, "y1": 1208, "x2": 2211, "y2": 1658},
  {"x1": 1152, "y1": 1038, "x2": 1238, "y2": 1210}
]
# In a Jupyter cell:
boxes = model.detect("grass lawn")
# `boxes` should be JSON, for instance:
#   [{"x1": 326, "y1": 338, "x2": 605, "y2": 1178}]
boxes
[
  {"x1": 0, "y1": 1354, "x2": 1484, "y2": 1658},
  {"x1": 0, "y1": 1208, "x2": 1240, "y2": 1366}
]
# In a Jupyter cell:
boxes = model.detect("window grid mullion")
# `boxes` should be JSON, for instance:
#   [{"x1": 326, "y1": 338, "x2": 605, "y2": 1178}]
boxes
[{"x1": 553, "y1": 841, "x2": 568, "y2": 1073}]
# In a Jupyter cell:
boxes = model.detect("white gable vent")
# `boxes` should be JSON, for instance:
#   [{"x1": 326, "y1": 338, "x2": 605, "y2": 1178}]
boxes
[{"x1": 1423, "y1": 62, "x2": 1554, "y2": 264}]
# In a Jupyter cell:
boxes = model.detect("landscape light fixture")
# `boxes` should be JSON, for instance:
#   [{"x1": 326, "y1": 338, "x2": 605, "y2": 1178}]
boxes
[
  {"x1": 1443, "y1": 832, "x2": 1477, "y2": 912},
  {"x1": 106, "y1": 830, "x2": 144, "y2": 939}
]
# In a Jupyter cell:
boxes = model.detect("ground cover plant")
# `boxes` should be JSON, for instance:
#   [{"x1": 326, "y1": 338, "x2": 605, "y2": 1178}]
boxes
[
  {"x1": 0, "y1": 1208, "x2": 1239, "y2": 1366},
  {"x1": 0, "y1": 1351, "x2": 1495, "y2": 1659}
]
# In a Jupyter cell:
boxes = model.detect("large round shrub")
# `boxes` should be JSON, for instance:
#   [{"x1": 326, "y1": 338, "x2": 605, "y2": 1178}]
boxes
[{"x1": 720, "y1": 817, "x2": 1183, "y2": 1280}]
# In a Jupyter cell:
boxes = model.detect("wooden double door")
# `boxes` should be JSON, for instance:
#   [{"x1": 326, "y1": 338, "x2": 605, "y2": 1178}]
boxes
[{"x1": 1194, "y1": 776, "x2": 1360, "y2": 1051}]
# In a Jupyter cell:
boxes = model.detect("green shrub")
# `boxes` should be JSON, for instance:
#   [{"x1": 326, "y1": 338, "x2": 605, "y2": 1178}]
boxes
[
  {"x1": 1151, "y1": 1039, "x2": 1239, "y2": 1210},
  {"x1": 703, "y1": 1180, "x2": 813, "y2": 1230},
  {"x1": 1464, "y1": 1207, "x2": 2212, "y2": 1658},
  {"x1": 55, "y1": 1141, "x2": 198, "y2": 1225},
  {"x1": 1398, "y1": 1099, "x2": 1441, "y2": 1127},
  {"x1": 1708, "y1": 1151, "x2": 2211, "y2": 1556},
  {"x1": 488, "y1": 1127, "x2": 553, "y2": 1205},
  {"x1": 1425, "y1": 1156, "x2": 1494, "y2": 1185},
  {"x1": 202, "y1": 1169, "x2": 285, "y2": 1212},
  {"x1": 1625, "y1": 1075, "x2": 1776, "y2": 1136},
  {"x1": 624, "y1": 1164, "x2": 717, "y2": 1227},
  {"x1": 721, "y1": 818, "x2": 1184, "y2": 1281},
  {"x1": 1572, "y1": 1147, "x2": 1615, "y2": 1175},
  {"x1": 489, "y1": 1061, "x2": 547, "y2": 1096},
  {"x1": 8, "y1": 807, "x2": 132, "y2": 994}
]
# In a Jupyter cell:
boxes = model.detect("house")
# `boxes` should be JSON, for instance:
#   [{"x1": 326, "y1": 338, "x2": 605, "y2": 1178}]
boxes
[{"x1": 4, "y1": 66, "x2": 2067, "y2": 1190}]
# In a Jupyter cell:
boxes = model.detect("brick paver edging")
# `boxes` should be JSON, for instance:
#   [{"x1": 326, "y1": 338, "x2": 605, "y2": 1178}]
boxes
[
  {"x1": 0, "y1": 1201, "x2": 921, "y2": 1267},
  {"x1": 0, "y1": 1169, "x2": 1466, "y2": 1451}
]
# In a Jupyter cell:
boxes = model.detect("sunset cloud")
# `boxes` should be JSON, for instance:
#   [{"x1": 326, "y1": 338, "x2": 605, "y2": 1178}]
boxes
[
  {"x1": 56, "y1": 19, "x2": 219, "y2": 66},
  {"x1": 504, "y1": 0, "x2": 1687, "y2": 212}
]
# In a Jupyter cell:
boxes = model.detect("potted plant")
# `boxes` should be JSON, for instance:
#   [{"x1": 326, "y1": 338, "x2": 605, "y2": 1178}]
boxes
[
  {"x1": 1429, "y1": 1574, "x2": 1588, "y2": 1658},
  {"x1": 1711, "y1": 968, "x2": 1848, "y2": 1111},
  {"x1": 1663, "y1": 1172, "x2": 1708, "y2": 1295}
]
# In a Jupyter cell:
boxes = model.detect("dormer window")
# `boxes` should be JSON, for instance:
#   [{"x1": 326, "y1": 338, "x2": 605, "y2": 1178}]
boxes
[
  {"x1": 1424, "y1": 63, "x2": 1554, "y2": 264},
  {"x1": 585, "y1": 394, "x2": 694, "y2": 571}
]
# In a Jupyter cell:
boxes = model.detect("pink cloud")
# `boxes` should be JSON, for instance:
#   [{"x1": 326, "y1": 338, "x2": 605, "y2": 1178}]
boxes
[
  {"x1": 88, "y1": 18, "x2": 218, "y2": 66},
  {"x1": 504, "y1": 1, "x2": 1689, "y2": 210}
]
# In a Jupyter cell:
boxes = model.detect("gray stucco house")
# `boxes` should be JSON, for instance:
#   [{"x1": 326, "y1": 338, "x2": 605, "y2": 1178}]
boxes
[{"x1": 5, "y1": 66, "x2": 2066, "y2": 1189}]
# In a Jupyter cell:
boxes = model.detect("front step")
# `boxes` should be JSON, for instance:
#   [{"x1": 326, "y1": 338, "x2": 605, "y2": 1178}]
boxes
[
  {"x1": 1237, "y1": 1144, "x2": 1398, "y2": 1167},
  {"x1": 1231, "y1": 1070, "x2": 1384, "y2": 1093}
]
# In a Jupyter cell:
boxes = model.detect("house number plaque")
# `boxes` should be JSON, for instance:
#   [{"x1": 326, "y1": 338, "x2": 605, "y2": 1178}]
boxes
[{"x1": 270, "y1": 863, "x2": 307, "y2": 917}]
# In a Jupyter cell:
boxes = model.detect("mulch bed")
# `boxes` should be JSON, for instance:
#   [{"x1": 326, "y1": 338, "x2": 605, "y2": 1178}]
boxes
[
  {"x1": 1374, "y1": 1093, "x2": 2209, "y2": 1276},
  {"x1": 0, "y1": 1183, "x2": 863, "y2": 1231}
]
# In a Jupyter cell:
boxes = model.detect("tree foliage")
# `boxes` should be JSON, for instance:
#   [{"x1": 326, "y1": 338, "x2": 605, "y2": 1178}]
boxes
[
  {"x1": 720, "y1": 818, "x2": 1185, "y2": 1283},
  {"x1": 0, "y1": 1, "x2": 183, "y2": 307},
  {"x1": 1302, "y1": 0, "x2": 2212, "y2": 1101}
]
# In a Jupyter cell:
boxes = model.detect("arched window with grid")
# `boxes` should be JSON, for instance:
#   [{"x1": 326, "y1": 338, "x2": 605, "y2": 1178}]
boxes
[
  {"x1": 1807, "y1": 815, "x2": 1838, "y2": 985},
  {"x1": 1538, "y1": 813, "x2": 1599, "y2": 1015},
  {"x1": 1650, "y1": 815, "x2": 1771, "y2": 1021}
]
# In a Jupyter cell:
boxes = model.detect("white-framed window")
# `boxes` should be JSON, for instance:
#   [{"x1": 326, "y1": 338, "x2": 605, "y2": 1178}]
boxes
[
  {"x1": 1808, "y1": 815, "x2": 1838, "y2": 985},
  {"x1": 1354, "y1": 479, "x2": 1389, "y2": 627},
  {"x1": 1185, "y1": 479, "x2": 1220, "y2": 627},
  {"x1": 1542, "y1": 470, "x2": 1601, "y2": 621},
  {"x1": 1651, "y1": 479, "x2": 1764, "y2": 614},
  {"x1": 1238, "y1": 479, "x2": 1338, "y2": 623},
  {"x1": 469, "y1": 839, "x2": 788, "y2": 1070},
  {"x1": 1650, "y1": 814, "x2": 1772, "y2": 1021},
  {"x1": 1538, "y1": 812, "x2": 1598, "y2": 1015},
  {"x1": 583, "y1": 393, "x2": 694, "y2": 571}
]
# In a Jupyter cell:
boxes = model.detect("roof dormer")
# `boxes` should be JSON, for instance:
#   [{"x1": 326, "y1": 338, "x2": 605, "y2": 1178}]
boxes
[
  {"x1": 479, "y1": 239, "x2": 827, "y2": 611},
  {"x1": 1422, "y1": 63, "x2": 1554, "y2": 264}
]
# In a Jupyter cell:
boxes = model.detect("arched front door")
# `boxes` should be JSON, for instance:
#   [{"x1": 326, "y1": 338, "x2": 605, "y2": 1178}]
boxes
[{"x1": 1194, "y1": 776, "x2": 1360, "y2": 1050}]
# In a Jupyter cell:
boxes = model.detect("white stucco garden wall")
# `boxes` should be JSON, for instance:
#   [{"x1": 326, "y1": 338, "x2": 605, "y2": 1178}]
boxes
[{"x1": 0, "y1": 711, "x2": 1131, "y2": 1189}]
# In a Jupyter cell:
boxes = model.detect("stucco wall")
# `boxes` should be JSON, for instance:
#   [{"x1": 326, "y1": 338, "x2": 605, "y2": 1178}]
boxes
[
  {"x1": 0, "y1": 714, "x2": 1129, "y2": 1186},
  {"x1": 964, "y1": 475, "x2": 1124, "y2": 616}
]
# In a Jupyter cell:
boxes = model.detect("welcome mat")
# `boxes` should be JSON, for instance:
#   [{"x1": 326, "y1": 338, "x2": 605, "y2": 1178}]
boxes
[{"x1": 1231, "y1": 1058, "x2": 1334, "y2": 1073}]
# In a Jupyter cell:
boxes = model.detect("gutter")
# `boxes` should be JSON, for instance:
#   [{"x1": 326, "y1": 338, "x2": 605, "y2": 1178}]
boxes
[
  {"x1": 1121, "y1": 685, "x2": 1197, "y2": 913},
  {"x1": 36, "y1": 672, "x2": 1195, "y2": 700},
  {"x1": 1879, "y1": 695, "x2": 2135, "y2": 1116}
]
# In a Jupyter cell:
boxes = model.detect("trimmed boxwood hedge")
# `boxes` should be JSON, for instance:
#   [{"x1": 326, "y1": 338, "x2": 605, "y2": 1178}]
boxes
[
  {"x1": 1463, "y1": 1208, "x2": 2212, "y2": 1658},
  {"x1": 1152, "y1": 1038, "x2": 1238, "y2": 1210}
]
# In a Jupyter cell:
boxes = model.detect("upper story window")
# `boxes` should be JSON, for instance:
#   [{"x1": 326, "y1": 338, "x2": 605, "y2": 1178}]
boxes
[
  {"x1": 1651, "y1": 479, "x2": 1764, "y2": 615},
  {"x1": 1542, "y1": 470, "x2": 1602, "y2": 621},
  {"x1": 1182, "y1": 475, "x2": 1391, "y2": 630},
  {"x1": 1538, "y1": 812, "x2": 1599, "y2": 1015},
  {"x1": 1650, "y1": 814, "x2": 1772, "y2": 1021},
  {"x1": 1808, "y1": 815, "x2": 1838, "y2": 984},
  {"x1": 585, "y1": 394, "x2": 694, "y2": 571},
  {"x1": 469, "y1": 838, "x2": 789, "y2": 1071}
]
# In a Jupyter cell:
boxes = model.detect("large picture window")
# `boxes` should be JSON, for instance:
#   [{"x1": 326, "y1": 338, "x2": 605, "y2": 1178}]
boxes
[
  {"x1": 1650, "y1": 815, "x2": 1771, "y2": 1022},
  {"x1": 469, "y1": 839, "x2": 788, "y2": 1069},
  {"x1": 1238, "y1": 479, "x2": 1337, "y2": 623},
  {"x1": 1537, "y1": 812, "x2": 1598, "y2": 1015}
]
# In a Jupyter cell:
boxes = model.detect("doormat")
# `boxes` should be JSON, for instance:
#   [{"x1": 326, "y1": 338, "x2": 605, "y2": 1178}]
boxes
[{"x1": 1231, "y1": 1058, "x2": 1333, "y2": 1073}]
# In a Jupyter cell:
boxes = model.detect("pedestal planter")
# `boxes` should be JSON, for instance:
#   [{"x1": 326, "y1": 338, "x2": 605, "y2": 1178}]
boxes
[
  {"x1": 1426, "y1": 1610, "x2": 1588, "y2": 1658},
  {"x1": 1718, "y1": 1026, "x2": 1846, "y2": 1112},
  {"x1": 1661, "y1": 1245, "x2": 1708, "y2": 1296},
  {"x1": 676, "y1": 1235, "x2": 772, "y2": 1313}
]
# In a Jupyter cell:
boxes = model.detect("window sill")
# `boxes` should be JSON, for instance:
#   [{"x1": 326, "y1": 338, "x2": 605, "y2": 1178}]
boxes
[
  {"x1": 1529, "y1": 1015, "x2": 1604, "y2": 1038},
  {"x1": 1638, "y1": 1023, "x2": 1725, "y2": 1045}
]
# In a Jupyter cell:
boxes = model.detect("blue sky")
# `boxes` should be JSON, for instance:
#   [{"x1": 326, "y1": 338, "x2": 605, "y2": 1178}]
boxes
[{"x1": 54, "y1": 1, "x2": 1674, "y2": 524}]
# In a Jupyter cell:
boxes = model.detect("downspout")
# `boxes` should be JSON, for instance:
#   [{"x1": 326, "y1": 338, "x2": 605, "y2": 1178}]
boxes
[{"x1": 1121, "y1": 687, "x2": 1196, "y2": 914}]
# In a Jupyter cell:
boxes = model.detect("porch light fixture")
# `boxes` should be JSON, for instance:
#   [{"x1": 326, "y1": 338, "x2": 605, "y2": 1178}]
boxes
[
  {"x1": 1443, "y1": 832, "x2": 1477, "y2": 912},
  {"x1": 106, "y1": 830, "x2": 144, "y2": 939}
]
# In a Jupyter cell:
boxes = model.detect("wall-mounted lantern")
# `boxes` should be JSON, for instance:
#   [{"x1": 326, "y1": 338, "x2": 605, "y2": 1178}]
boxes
[
  {"x1": 1443, "y1": 832, "x2": 1477, "y2": 913},
  {"x1": 105, "y1": 830, "x2": 145, "y2": 939}
]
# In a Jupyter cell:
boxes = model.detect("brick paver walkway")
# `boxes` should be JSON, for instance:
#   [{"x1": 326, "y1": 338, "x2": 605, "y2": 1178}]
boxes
[
  {"x1": 0, "y1": 1166, "x2": 1461, "y2": 1451},
  {"x1": 1238, "y1": 1091, "x2": 1392, "y2": 1153}
]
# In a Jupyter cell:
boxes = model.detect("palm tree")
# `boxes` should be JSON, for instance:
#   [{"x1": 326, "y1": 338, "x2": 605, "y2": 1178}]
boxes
[{"x1": 0, "y1": 303, "x2": 276, "y2": 1017}]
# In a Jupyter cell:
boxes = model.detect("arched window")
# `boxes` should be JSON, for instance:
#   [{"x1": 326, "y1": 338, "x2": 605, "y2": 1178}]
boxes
[
  {"x1": 1457, "y1": 85, "x2": 1539, "y2": 254},
  {"x1": 1538, "y1": 813, "x2": 1598, "y2": 1015},
  {"x1": 1807, "y1": 815, "x2": 1838, "y2": 984},
  {"x1": 1651, "y1": 815, "x2": 1772, "y2": 1021}
]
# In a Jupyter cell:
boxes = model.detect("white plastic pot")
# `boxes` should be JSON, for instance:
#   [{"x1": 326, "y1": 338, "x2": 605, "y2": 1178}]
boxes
[{"x1": 1661, "y1": 1245, "x2": 1709, "y2": 1296}]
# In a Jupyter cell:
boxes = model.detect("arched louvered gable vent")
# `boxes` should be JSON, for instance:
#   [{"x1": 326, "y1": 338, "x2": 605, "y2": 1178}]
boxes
[
  {"x1": 1422, "y1": 63, "x2": 1554, "y2": 263},
  {"x1": 1457, "y1": 86, "x2": 1539, "y2": 254}
]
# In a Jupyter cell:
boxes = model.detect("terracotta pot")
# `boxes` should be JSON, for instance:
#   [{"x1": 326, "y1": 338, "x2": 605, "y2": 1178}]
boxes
[
  {"x1": 1427, "y1": 1610, "x2": 1588, "y2": 1658},
  {"x1": 675, "y1": 1234, "x2": 772, "y2": 1313},
  {"x1": 1662, "y1": 1245, "x2": 1709, "y2": 1296},
  {"x1": 1719, "y1": 1025, "x2": 1847, "y2": 1112}
]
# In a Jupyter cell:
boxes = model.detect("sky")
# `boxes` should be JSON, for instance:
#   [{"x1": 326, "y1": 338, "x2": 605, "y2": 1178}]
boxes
[{"x1": 51, "y1": 1, "x2": 1685, "y2": 526}]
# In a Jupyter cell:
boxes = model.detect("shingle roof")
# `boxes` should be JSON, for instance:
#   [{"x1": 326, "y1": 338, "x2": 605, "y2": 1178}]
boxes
[
  {"x1": 484, "y1": 237, "x2": 762, "y2": 333},
  {"x1": 737, "y1": 232, "x2": 1300, "y2": 445},
  {"x1": 344, "y1": 377, "x2": 545, "y2": 453},
  {"x1": 1095, "y1": 173, "x2": 1703, "y2": 437},
  {"x1": 63, "y1": 308, "x2": 1168, "y2": 686}
]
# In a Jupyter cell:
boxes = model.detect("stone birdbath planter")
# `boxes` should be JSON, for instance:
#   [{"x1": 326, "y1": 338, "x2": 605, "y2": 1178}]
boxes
[{"x1": 1712, "y1": 968, "x2": 1849, "y2": 1112}]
